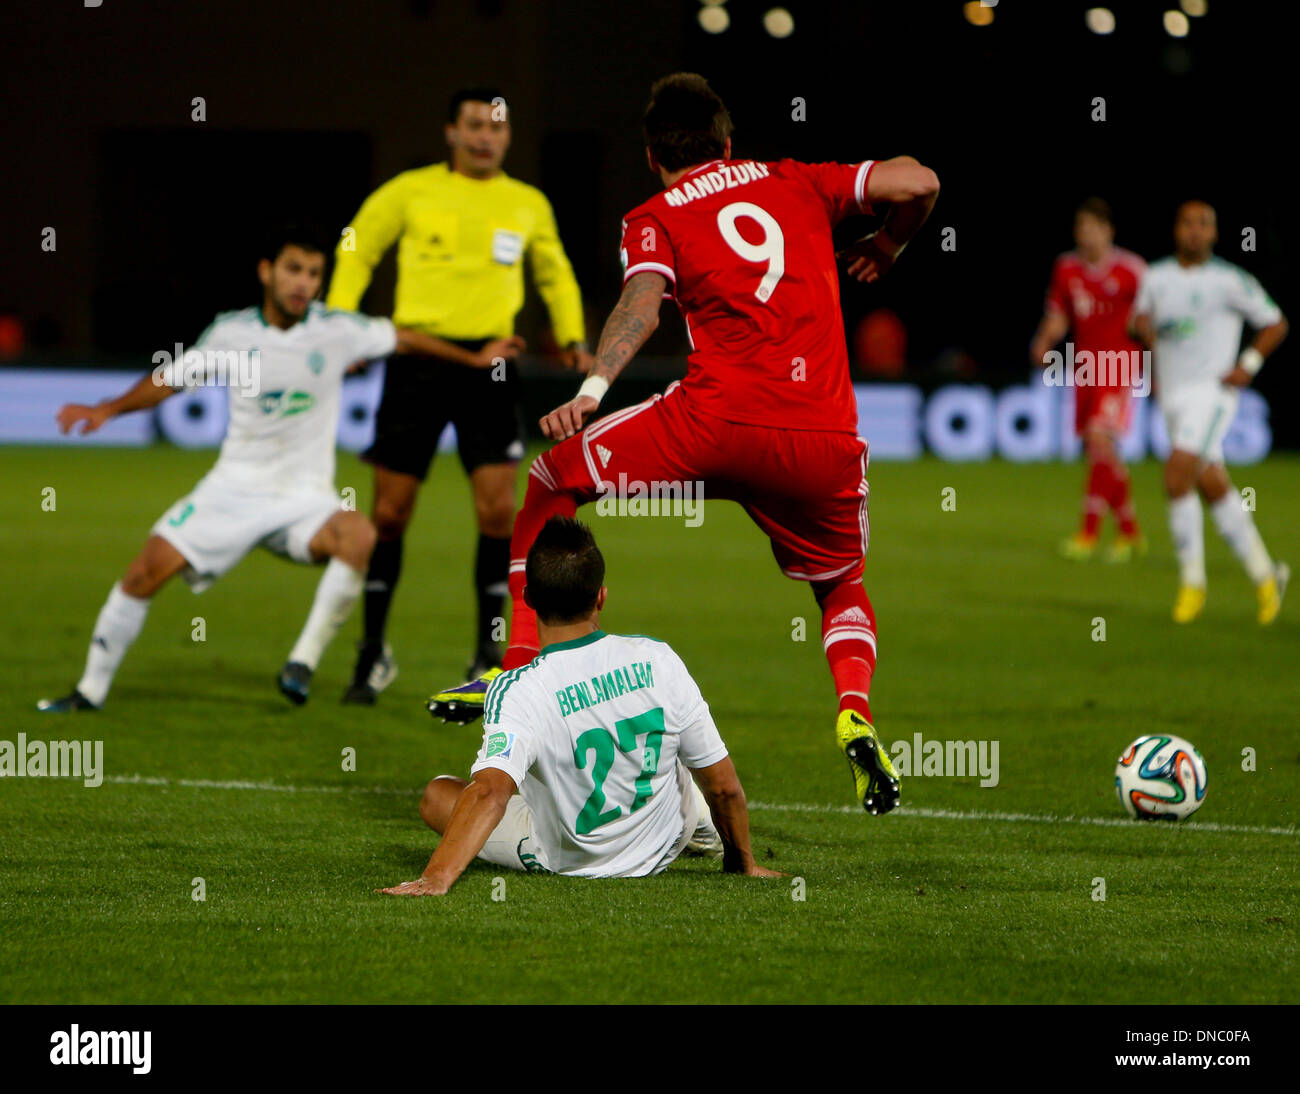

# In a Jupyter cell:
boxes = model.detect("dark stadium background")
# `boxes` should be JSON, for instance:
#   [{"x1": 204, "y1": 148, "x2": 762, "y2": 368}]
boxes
[{"x1": 2, "y1": 0, "x2": 1294, "y2": 444}]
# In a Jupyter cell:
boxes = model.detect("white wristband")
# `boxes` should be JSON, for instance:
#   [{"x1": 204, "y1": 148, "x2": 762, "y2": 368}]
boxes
[
  {"x1": 578, "y1": 375, "x2": 610, "y2": 404},
  {"x1": 1238, "y1": 347, "x2": 1264, "y2": 376}
]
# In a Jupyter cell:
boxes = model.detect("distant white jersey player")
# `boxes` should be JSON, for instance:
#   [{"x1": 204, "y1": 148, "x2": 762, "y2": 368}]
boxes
[
  {"x1": 380, "y1": 517, "x2": 782, "y2": 895},
  {"x1": 39, "y1": 226, "x2": 492, "y2": 711},
  {"x1": 1132, "y1": 201, "x2": 1289, "y2": 624}
]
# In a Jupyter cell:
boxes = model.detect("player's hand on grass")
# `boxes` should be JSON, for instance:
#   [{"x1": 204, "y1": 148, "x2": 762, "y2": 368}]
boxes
[
  {"x1": 540, "y1": 395, "x2": 599, "y2": 441},
  {"x1": 377, "y1": 876, "x2": 451, "y2": 896},
  {"x1": 744, "y1": 864, "x2": 786, "y2": 879},
  {"x1": 839, "y1": 233, "x2": 900, "y2": 283},
  {"x1": 473, "y1": 335, "x2": 526, "y2": 369},
  {"x1": 1221, "y1": 366, "x2": 1252, "y2": 388},
  {"x1": 56, "y1": 402, "x2": 112, "y2": 435}
]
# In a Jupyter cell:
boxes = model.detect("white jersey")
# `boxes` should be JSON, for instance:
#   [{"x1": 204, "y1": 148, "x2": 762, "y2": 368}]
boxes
[
  {"x1": 177, "y1": 303, "x2": 396, "y2": 494},
  {"x1": 1135, "y1": 257, "x2": 1281, "y2": 396},
  {"x1": 472, "y1": 630, "x2": 729, "y2": 878}
]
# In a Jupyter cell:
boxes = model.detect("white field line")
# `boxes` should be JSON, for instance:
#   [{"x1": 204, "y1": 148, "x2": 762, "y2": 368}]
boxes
[{"x1": 103, "y1": 774, "x2": 1297, "y2": 838}]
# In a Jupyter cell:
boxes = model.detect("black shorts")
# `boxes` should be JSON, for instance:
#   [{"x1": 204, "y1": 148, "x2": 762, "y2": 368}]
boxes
[{"x1": 364, "y1": 340, "x2": 527, "y2": 480}]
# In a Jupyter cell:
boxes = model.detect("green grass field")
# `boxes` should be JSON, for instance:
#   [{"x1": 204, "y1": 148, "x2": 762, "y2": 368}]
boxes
[{"x1": 1, "y1": 445, "x2": 1296, "y2": 1004}]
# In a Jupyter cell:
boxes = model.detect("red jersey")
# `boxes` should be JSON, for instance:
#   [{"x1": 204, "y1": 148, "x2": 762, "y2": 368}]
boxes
[
  {"x1": 1045, "y1": 247, "x2": 1146, "y2": 364},
  {"x1": 620, "y1": 157, "x2": 874, "y2": 433}
]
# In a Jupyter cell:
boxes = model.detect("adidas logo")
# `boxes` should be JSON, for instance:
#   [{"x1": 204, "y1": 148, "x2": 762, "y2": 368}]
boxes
[
  {"x1": 596, "y1": 444, "x2": 613, "y2": 468},
  {"x1": 832, "y1": 606, "x2": 871, "y2": 625}
]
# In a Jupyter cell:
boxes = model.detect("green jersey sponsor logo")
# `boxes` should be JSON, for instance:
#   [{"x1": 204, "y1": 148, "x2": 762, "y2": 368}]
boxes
[
  {"x1": 257, "y1": 390, "x2": 316, "y2": 417},
  {"x1": 485, "y1": 731, "x2": 512, "y2": 758}
]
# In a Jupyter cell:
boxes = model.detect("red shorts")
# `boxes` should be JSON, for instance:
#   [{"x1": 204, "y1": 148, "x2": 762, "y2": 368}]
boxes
[
  {"x1": 1075, "y1": 386, "x2": 1133, "y2": 436},
  {"x1": 531, "y1": 383, "x2": 869, "y2": 583}
]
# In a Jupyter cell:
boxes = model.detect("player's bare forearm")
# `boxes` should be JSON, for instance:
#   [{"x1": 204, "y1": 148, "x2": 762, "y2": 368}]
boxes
[
  {"x1": 56, "y1": 371, "x2": 174, "y2": 435},
  {"x1": 1131, "y1": 313, "x2": 1156, "y2": 349},
  {"x1": 378, "y1": 771, "x2": 514, "y2": 896},
  {"x1": 538, "y1": 272, "x2": 666, "y2": 440},
  {"x1": 1030, "y1": 312, "x2": 1070, "y2": 365},
  {"x1": 590, "y1": 272, "x2": 666, "y2": 385},
  {"x1": 842, "y1": 157, "x2": 939, "y2": 282},
  {"x1": 1252, "y1": 316, "x2": 1289, "y2": 358},
  {"x1": 869, "y1": 156, "x2": 940, "y2": 245},
  {"x1": 693, "y1": 757, "x2": 783, "y2": 878},
  {"x1": 394, "y1": 328, "x2": 525, "y2": 369},
  {"x1": 1224, "y1": 317, "x2": 1289, "y2": 387}
]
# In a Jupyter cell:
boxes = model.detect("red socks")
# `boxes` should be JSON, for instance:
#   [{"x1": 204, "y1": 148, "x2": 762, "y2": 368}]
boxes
[
  {"x1": 1081, "y1": 460, "x2": 1109, "y2": 539},
  {"x1": 1109, "y1": 466, "x2": 1139, "y2": 537},
  {"x1": 816, "y1": 580, "x2": 878, "y2": 723},
  {"x1": 502, "y1": 459, "x2": 576, "y2": 670},
  {"x1": 1081, "y1": 458, "x2": 1139, "y2": 539}
]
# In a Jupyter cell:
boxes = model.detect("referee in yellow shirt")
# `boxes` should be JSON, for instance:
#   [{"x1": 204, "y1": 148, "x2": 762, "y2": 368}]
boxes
[{"x1": 328, "y1": 86, "x2": 592, "y2": 705}]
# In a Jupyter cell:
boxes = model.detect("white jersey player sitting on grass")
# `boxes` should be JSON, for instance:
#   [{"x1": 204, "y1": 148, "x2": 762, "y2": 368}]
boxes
[
  {"x1": 380, "y1": 516, "x2": 783, "y2": 894},
  {"x1": 39, "y1": 226, "x2": 498, "y2": 711},
  {"x1": 1132, "y1": 201, "x2": 1289, "y2": 625}
]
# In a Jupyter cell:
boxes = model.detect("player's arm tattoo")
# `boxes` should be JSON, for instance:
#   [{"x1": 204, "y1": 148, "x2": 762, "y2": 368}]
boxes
[{"x1": 591, "y1": 272, "x2": 667, "y2": 384}]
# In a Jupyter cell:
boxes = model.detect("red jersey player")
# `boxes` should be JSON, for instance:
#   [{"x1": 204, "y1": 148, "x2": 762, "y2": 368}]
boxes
[
  {"x1": 430, "y1": 73, "x2": 939, "y2": 815},
  {"x1": 1030, "y1": 198, "x2": 1147, "y2": 561}
]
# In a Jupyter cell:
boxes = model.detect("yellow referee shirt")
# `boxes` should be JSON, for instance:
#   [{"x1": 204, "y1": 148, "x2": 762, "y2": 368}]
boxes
[{"x1": 327, "y1": 162, "x2": 586, "y2": 345}]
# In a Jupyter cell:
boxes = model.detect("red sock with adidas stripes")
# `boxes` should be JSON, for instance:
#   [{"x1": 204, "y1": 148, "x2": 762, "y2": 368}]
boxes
[
  {"x1": 502, "y1": 463, "x2": 577, "y2": 670},
  {"x1": 815, "y1": 580, "x2": 877, "y2": 723}
]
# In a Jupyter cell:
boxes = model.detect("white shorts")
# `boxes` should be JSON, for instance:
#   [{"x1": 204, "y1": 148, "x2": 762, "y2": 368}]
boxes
[
  {"x1": 151, "y1": 474, "x2": 343, "y2": 593},
  {"x1": 1160, "y1": 384, "x2": 1239, "y2": 465},
  {"x1": 476, "y1": 762, "x2": 709, "y2": 875}
]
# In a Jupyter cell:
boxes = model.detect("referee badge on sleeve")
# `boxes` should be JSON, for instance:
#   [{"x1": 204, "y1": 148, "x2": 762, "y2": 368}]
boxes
[{"x1": 491, "y1": 228, "x2": 524, "y2": 266}]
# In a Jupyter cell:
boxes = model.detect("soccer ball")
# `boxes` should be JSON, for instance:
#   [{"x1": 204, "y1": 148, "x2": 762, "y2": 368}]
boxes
[{"x1": 1115, "y1": 734, "x2": 1207, "y2": 820}]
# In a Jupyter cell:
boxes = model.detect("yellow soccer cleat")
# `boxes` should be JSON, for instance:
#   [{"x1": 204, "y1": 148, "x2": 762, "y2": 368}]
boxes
[
  {"x1": 1257, "y1": 562, "x2": 1289, "y2": 626},
  {"x1": 835, "y1": 709, "x2": 900, "y2": 815},
  {"x1": 427, "y1": 666, "x2": 503, "y2": 724},
  {"x1": 1105, "y1": 534, "x2": 1148, "y2": 564},
  {"x1": 1059, "y1": 533, "x2": 1098, "y2": 561},
  {"x1": 1172, "y1": 585, "x2": 1206, "y2": 624}
]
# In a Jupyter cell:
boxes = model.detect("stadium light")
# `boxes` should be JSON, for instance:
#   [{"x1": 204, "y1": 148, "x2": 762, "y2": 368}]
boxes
[
  {"x1": 698, "y1": 5, "x2": 729, "y2": 32},
  {"x1": 963, "y1": 2, "x2": 994, "y2": 28},
  {"x1": 1180, "y1": 0, "x2": 1207, "y2": 16},
  {"x1": 762, "y1": 8, "x2": 795, "y2": 38},
  {"x1": 1163, "y1": 10, "x2": 1190, "y2": 37},
  {"x1": 1085, "y1": 8, "x2": 1115, "y2": 35}
]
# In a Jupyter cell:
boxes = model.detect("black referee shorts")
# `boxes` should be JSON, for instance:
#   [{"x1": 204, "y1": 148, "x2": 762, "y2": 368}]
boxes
[{"x1": 364, "y1": 339, "x2": 527, "y2": 481}]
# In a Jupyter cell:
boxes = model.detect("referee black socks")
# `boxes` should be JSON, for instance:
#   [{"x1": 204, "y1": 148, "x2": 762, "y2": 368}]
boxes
[{"x1": 474, "y1": 533, "x2": 510, "y2": 666}]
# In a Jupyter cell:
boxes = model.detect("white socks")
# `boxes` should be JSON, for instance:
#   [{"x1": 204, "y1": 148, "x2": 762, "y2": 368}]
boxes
[
  {"x1": 287, "y1": 558, "x2": 364, "y2": 670},
  {"x1": 1210, "y1": 494, "x2": 1274, "y2": 585},
  {"x1": 77, "y1": 583, "x2": 151, "y2": 706},
  {"x1": 1167, "y1": 493, "x2": 1205, "y2": 587}
]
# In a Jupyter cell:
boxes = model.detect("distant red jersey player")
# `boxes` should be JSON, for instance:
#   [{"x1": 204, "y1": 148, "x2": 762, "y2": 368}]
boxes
[
  {"x1": 1031, "y1": 197, "x2": 1146, "y2": 561},
  {"x1": 429, "y1": 73, "x2": 940, "y2": 816}
]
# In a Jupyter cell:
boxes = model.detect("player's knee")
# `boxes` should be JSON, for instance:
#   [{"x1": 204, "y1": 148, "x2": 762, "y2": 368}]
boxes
[
  {"x1": 121, "y1": 558, "x2": 164, "y2": 598},
  {"x1": 475, "y1": 492, "x2": 516, "y2": 536},
  {"x1": 418, "y1": 779, "x2": 441, "y2": 829},
  {"x1": 1164, "y1": 462, "x2": 1194, "y2": 498},
  {"x1": 372, "y1": 498, "x2": 412, "y2": 539},
  {"x1": 337, "y1": 514, "x2": 377, "y2": 567}
]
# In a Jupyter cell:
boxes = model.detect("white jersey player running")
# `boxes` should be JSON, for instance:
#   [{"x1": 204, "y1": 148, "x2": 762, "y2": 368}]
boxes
[
  {"x1": 380, "y1": 517, "x2": 782, "y2": 894},
  {"x1": 39, "y1": 227, "x2": 492, "y2": 711},
  {"x1": 1133, "y1": 201, "x2": 1289, "y2": 624}
]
